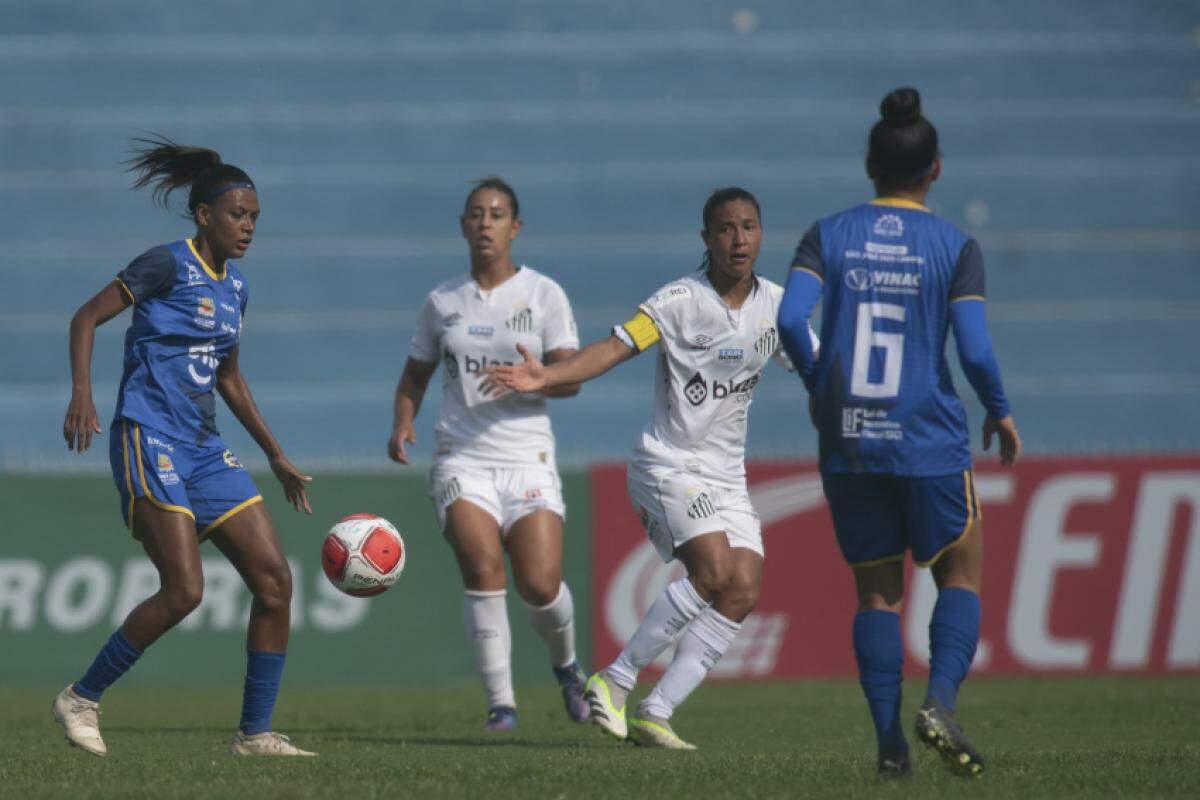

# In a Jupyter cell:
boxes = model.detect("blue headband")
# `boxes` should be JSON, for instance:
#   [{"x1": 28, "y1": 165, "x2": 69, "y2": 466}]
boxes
[{"x1": 200, "y1": 181, "x2": 255, "y2": 204}]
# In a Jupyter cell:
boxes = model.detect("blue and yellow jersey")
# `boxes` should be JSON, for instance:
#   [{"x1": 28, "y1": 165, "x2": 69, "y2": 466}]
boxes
[
  {"x1": 113, "y1": 239, "x2": 248, "y2": 446},
  {"x1": 790, "y1": 199, "x2": 985, "y2": 476}
]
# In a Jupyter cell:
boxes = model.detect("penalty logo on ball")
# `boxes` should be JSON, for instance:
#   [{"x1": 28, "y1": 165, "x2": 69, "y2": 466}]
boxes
[{"x1": 321, "y1": 513, "x2": 406, "y2": 597}]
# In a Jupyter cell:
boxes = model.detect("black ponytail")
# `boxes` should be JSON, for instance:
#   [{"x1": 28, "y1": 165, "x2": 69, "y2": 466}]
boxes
[
  {"x1": 866, "y1": 87, "x2": 939, "y2": 192},
  {"x1": 698, "y1": 186, "x2": 762, "y2": 288},
  {"x1": 126, "y1": 134, "x2": 255, "y2": 219}
]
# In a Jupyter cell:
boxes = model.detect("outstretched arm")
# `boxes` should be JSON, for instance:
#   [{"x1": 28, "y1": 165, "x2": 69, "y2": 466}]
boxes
[
  {"x1": 389, "y1": 357, "x2": 438, "y2": 464},
  {"x1": 216, "y1": 346, "x2": 312, "y2": 513},
  {"x1": 494, "y1": 336, "x2": 637, "y2": 393},
  {"x1": 949, "y1": 299, "x2": 1020, "y2": 466},
  {"x1": 64, "y1": 281, "x2": 131, "y2": 452}
]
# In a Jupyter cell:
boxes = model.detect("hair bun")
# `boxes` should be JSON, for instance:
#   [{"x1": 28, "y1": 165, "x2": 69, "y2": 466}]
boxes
[{"x1": 880, "y1": 87, "x2": 922, "y2": 125}]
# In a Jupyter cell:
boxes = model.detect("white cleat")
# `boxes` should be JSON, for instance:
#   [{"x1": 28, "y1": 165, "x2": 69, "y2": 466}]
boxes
[
  {"x1": 52, "y1": 684, "x2": 107, "y2": 757},
  {"x1": 229, "y1": 730, "x2": 317, "y2": 757},
  {"x1": 627, "y1": 708, "x2": 697, "y2": 751},
  {"x1": 583, "y1": 670, "x2": 628, "y2": 740}
]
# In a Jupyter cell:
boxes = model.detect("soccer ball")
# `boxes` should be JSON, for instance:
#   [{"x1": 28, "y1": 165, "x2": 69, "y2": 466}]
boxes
[{"x1": 321, "y1": 513, "x2": 406, "y2": 597}]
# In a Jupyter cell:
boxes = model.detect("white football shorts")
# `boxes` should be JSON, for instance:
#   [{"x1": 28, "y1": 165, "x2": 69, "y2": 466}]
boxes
[
  {"x1": 428, "y1": 455, "x2": 566, "y2": 535},
  {"x1": 626, "y1": 462, "x2": 763, "y2": 563}
]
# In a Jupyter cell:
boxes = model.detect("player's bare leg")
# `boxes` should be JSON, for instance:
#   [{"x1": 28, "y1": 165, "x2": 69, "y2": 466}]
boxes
[
  {"x1": 210, "y1": 502, "x2": 313, "y2": 756},
  {"x1": 918, "y1": 520, "x2": 985, "y2": 776},
  {"x1": 445, "y1": 500, "x2": 517, "y2": 730},
  {"x1": 851, "y1": 559, "x2": 910, "y2": 779},
  {"x1": 506, "y1": 510, "x2": 588, "y2": 723},
  {"x1": 54, "y1": 501, "x2": 200, "y2": 757}
]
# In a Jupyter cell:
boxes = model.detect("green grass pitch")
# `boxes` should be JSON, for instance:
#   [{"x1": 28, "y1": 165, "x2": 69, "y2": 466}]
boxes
[{"x1": 4, "y1": 678, "x2": 1197, "y2": 798}]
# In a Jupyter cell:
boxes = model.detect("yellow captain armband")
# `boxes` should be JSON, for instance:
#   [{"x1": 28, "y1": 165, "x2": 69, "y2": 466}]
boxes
[{"x1": 620, "y1": 311, "x2": 661, "y2": 352}]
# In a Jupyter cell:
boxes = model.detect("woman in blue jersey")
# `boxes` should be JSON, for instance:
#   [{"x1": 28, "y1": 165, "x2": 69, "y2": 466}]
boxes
[
  {"x1": 777, "y1": 88, "x2": 1020, "y2": 779},
  {"x1": 56, "y1": 137, "x2": 314, "y2": 758}
]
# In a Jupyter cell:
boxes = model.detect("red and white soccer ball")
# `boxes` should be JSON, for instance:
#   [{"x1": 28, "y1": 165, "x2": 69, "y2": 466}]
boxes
[{"x1": 321, "y1": 514, "x2": 406, "y2": 597}]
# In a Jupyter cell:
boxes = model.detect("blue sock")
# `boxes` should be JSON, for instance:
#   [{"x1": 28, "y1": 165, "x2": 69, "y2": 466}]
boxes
[
  {"x1": 853, "y1": 610, "x2": 907, "y2": 759},
  {"x1": 925, "y1": 587, "x2": 981, "y2": 711},
  {"x1": 74, "y1": 629, "x2": 143, "y2": 702},
  {"x1": 239, "y1": 650, "x2": 287, "y2": 735}
]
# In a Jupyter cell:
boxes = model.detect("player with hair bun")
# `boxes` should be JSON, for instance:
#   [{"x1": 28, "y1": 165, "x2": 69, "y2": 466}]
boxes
[
  {"x1": 389, "y1": 177, "x2": 589, "y2": 732},
  {"x1": 777, "y1": 88, "x2": 1021, "y2": 778},
  {"x1": 494, "y1": 187, "x2": 816, "y2": 749},
  {"x1": 55, "y1": 136, "x2": 315, "y2": 757}
]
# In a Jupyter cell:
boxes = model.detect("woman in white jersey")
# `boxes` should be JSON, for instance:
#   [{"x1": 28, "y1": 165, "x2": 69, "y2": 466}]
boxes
[
  {"x1": 495, "y1": 187, "x2": 816, "y2": 749},
  {"x1": 388, "y1": 178, "x2": 588, "y2": 731}
]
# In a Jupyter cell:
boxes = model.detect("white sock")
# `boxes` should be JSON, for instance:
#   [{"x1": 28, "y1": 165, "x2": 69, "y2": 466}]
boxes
[
  {"x1": 639, "y1": 608, "x2": 741, "y2": 720},
  {"x1": 463, "y1": 589, "x2": 515, "y2": 709},
  {"x1": 523, "y1": 582, "x2": 576, "y2": 669},
  {"x1": 606, "y1": 578, "x2": 709, "y2": 692}
]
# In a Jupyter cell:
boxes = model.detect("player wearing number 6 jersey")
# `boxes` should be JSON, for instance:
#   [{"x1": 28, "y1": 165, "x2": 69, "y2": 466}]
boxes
[
  {"x1": 777, "y1": 88, "x2": 1021, "y2": 779},
  {"x1": 494, "y1": 188, "x2": 816, "y2": 749},
  {"x1": 389, "y1": 178, "x2": 588, "y2": 732}
]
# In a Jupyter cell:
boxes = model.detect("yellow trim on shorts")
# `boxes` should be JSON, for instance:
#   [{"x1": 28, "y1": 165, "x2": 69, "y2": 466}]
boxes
[
  {"x1": 132, "y1": 423, "x2": 196, "y2": 521},
  {"x1": 620, "y1": 311, "x2": 661, "y2": 352},
  {"x1": 199, "y1": 495, "x2": 264, "y2": 540},
  {"x1": 950, "y1": 294, "x2": 986, "y2": 304},
  {"x1": 186, "y1": 238, "x2": 226, "y2": 281},
  {"x1": 116, "y1": 278, "x2": 136, "y2": 304},
  {"x1": 121, "y1": 422, "x2": 136, "y2": 530},
  {"x1": 870, "y1": 197, "x2": 929, "y2": 212},
  {"x1": 847, "y1": 552, "x2": 906, "y2": 569},
  {"x1": 913, "y1": 470, "x2": 979, "y2": 568}
]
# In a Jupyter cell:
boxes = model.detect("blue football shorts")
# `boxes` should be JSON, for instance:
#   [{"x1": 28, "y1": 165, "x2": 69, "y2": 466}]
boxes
[
  {"x1": 110, "y1": 419, "x2": 262, "y2": 539},
  {"x1": 822, "y1": 470, "x2": 981, "y2": 567}
]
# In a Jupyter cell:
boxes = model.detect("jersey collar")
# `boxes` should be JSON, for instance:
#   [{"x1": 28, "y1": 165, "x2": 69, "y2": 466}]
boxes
[
  {"x1": 870, "y1": 197, "x2": 930, "y2": 212},
  {"x1": 187, "y1": 239, "x2": 227, "y2": 281}
]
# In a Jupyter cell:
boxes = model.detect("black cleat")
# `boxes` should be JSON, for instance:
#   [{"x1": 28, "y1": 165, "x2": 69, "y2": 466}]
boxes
[
  {"x1": 915, "y1": 701, "x2": 984, "y2": 777},
  {"x1": 876, "y1": 753, "x2": 912, "y2": 780}
]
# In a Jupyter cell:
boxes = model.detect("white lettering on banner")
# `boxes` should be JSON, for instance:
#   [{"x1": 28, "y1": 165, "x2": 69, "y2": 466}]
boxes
[
  {"x1": 906, "y1": 475, "x2": 1014, "y2": 667},
  {"x1": 111, "y1": 559, "x2": 160, "y2": 625},
  {"x1": 310, "y1": 574, "x2": 370, "y2": 631},
  {"x1": 1111, "y1": 474, "x2": 1200, "y2": 669},
  {"x1": 0, "y1": 560, "x2": 44, "y2": 630},
  {"x1": 1009, "y1": 474, "x2": 1111, "y2": 668},
  {"x1": 44, "y1": 558, "x2": 113, "y2": 632},
  {"x1": 0, "y1": 557, "x2": 372, "y2": 633}
]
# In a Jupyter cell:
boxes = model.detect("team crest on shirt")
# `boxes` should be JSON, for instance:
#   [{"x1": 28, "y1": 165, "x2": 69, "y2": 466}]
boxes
[
  {"x1": 222, "y1": 450, "x2": 243, "y2": 469},
  {"x1": 873, "y1": 213, "x2": 904, "y2": 238},
  {"x1": 506, "y1": 304, "x2": 533, "y2": 333},
  {"x1": 685, "y1": 488, "x2": 717, "y2": 520},
  {"x1": 754, "y1": 324, "x2": 777, "y2": 357}
]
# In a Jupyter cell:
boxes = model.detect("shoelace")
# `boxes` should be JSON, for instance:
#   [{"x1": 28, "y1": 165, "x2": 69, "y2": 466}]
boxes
[{"x1": 69, "y1": 699, "x2": 101, "y2": 727}]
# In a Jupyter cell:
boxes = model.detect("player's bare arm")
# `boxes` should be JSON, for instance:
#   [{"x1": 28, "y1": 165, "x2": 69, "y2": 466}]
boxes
[
  {"x1": 494, "y1": 336, "x2": 636, "y2": 393},
  {"x1": 216, "y1": 345, "x2": 312, "y2": 513},
  {"x1": 64, "y1": 281, "x2": 131, "y2": 452},
  {"x1": 983, "y1": 414, "x2": 1021, "y2": 467},
  {"x1": 389, "y1": 357, "x2": 438, "y2": 464}
]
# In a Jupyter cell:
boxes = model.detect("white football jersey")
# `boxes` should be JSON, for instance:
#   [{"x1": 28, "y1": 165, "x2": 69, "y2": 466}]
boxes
[
  {"x1": 410, "y1": 266, "x2": 579, "y2": 466},
  {"x1": 618, "y1": 273, "x2": 816, "y2": 487}
]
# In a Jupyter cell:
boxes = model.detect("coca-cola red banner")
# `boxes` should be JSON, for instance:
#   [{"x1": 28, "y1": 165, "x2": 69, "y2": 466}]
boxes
[{"x1": 590, "y1": 457, "x2": 1200, "y2": 677}]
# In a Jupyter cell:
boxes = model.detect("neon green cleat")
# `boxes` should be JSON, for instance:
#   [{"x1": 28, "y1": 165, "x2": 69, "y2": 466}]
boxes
[
  {"x1": 627, "y1": 708, "x2": 697, "y2": 751},
  {"x1": 583, "y1": 670, "x2": 628, "y2": 740}
]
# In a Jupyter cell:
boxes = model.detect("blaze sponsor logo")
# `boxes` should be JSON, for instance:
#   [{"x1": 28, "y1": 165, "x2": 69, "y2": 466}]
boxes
[
  {"x1": 506, "y1": 306, "x2": 533, "y2": 333},
  {"x1": 468, "y1": 325, "x2": 494, "y2": 338},
  {"x1": 684, "y1": 372, "x2": 762, "y2": 405},
  {"x1": 685, "y1": 488, "x2": 717, "y2": 520},
  {"x1": 463, "y1": 354, "x2": 514, "y2": 375},
  {"x1": 718, "y1": 348, "x2": 744, "y2": 362},
  {"x1": 222, "y1": 450, "x2": 243, "y2": 469},
  {"x1": 684, "y1": 372, "x2": 708, "y2": 405},
  {"x1": 873, "y1": 213, "x2": 904, "y2": 237}
]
